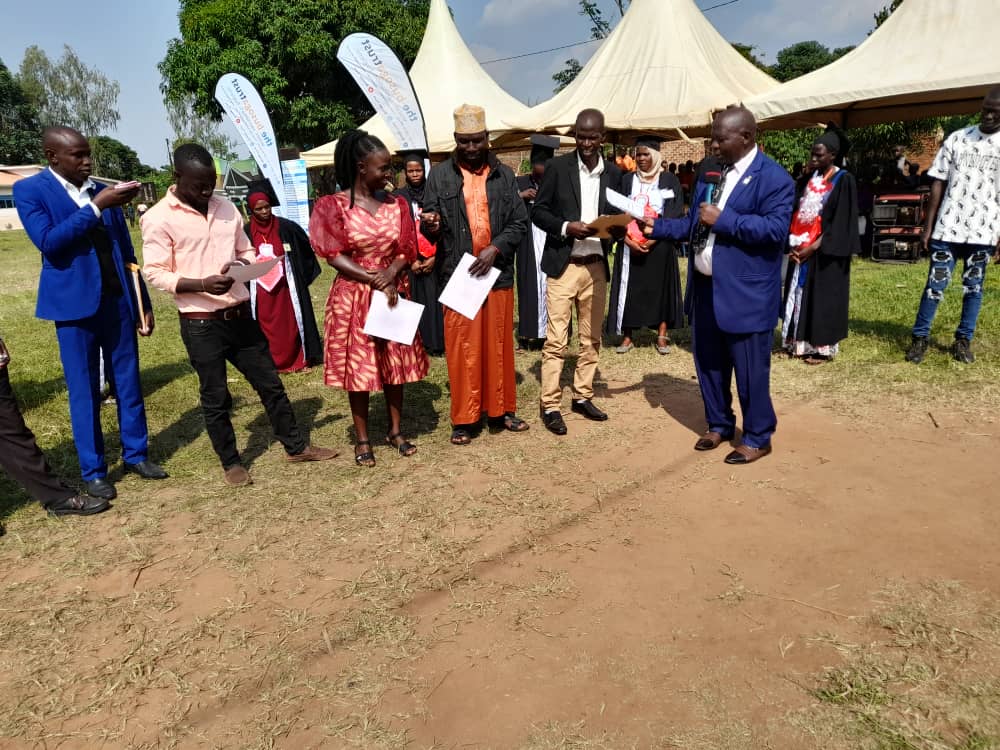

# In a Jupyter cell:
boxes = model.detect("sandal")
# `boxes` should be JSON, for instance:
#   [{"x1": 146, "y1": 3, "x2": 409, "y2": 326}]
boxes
[
  {"x1": 386, "y1": 432, "x2": 417, "y2": 457},
  {"x1": 488, "y1": 412, "x2": 530, "y2": 433},
  {"x1": 450, "y1": 428, "x2": 473, "y2": 446},
  {"x1": 656, "y1": 335, "x2": 672, "y2": 355},
  {"x1": 354, "y1": 440, "x2": 376, "y2": 467},
  {"x1": 803, "y1": 355, "x2": 831, "y2": 365}
]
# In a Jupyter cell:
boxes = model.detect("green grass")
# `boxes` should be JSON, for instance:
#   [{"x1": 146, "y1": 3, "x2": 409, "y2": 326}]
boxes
[{"x1": 0, "y1": 227, "x2": 998, "y2": 747}]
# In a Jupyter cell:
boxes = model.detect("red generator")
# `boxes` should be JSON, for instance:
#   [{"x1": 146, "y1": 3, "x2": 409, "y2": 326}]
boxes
[{"x1": 871, "y1": 191, "x2": 928, "y2": 262}]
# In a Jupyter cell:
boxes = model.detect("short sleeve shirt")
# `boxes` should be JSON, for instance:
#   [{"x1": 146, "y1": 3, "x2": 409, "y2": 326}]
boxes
[{"x1": 928, "y1": 126, "x2": 1000, "y2": 246}]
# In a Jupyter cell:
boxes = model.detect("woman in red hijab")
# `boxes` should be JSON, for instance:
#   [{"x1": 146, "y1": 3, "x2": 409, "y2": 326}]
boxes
[{"x1": 243, "y1": 191, "x2": 323, "y2": 372}]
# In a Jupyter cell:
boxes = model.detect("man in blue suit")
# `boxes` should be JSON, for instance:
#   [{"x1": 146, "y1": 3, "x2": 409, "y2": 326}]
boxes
[
  {"x1": 645, "y1": 107, "x2": 794, "y2": 464},
  {"x1": 14, "y1": 126, "x2": 167, "y2": 500}
]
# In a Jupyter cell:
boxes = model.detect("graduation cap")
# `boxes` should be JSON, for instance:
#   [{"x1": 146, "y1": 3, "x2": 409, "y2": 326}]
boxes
[
  {"x1": 246, "y1": 178, "x2": 280, "y2": 207},
  {"x1": 399, "y1": 149, "x2": 429, "y2": 165},
  {"x1": 530, "y1": 133, "x2": 560, "y2": 164},
  {"x1": 815, "y1": 123, "x2": 852, "y2": 158},
  {"x1": 634, "y1": 134, "x2": 663, "y2": 151}
]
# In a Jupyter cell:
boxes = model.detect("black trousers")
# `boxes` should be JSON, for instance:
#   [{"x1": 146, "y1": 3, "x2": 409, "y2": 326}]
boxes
[
  {"x1": 179, "y1": 316, "x2": 305, "y2": 468},
  {"x1": 0, "y1": 367, "x2": 75, "y2": 506}
]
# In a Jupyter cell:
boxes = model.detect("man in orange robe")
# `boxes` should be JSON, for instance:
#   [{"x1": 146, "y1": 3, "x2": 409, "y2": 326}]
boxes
[{"x1": 421, "y1": 104, "x2": 530, "y2": 444}]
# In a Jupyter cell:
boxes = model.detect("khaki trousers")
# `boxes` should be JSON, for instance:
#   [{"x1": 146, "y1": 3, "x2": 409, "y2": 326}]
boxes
[{"x1": 540, "y1": 262, "x2": 606, "y2": 412}]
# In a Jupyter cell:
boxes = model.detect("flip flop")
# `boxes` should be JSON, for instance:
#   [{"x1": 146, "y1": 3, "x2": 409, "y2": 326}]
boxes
[
  {"x1": 450, "y1": 428, "x2": 472, "y2": 446},
  {"x1": 656, "y1": 335, "x2": 672, "y2": 355},
  {"x1": 615, "y1": 342, "x2": 634, "y2": 354}
]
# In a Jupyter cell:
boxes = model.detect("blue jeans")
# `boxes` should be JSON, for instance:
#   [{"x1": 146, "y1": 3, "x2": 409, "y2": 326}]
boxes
[{"x1": 912, "y1": 240, "x2": 993, "y2": 341}]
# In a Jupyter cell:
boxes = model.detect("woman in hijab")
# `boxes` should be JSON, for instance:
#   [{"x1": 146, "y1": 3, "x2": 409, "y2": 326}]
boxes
[
  {"x1": 243, "y1": 191, "x2": 323, "y2": 372},
  {"x1": 397, "y1": 151, "x2": 445, "y2": 354},
  {"x1": 606, "y1": 136, "x2": 685, "y2": 355},
  {"x1": 782, "y1": 128, "x2": 860, "y2": 363}
]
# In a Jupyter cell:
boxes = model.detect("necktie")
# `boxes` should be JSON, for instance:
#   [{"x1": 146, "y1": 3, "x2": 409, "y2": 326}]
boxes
[{"x1": 692, "y1": 166, "x2": 730, "y2": 255}]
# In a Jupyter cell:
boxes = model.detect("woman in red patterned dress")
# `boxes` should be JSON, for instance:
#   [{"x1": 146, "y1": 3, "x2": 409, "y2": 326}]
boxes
[{"x1": 310, "y1": 131, "x2": 429, "y2": 466}]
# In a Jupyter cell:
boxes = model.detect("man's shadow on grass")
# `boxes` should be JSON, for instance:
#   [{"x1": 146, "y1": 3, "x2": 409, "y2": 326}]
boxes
[
  {"x1": 600, "y1": 371, "x2": 705, "y2": 435},
  {"x1": 13, "y1": 360, "x2": 194, "y2": 413}
]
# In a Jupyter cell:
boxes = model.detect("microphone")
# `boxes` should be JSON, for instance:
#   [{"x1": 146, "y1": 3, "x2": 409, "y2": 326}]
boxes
[{"x1": 703, "y1": 171, "x2": 722, "y2": 204}]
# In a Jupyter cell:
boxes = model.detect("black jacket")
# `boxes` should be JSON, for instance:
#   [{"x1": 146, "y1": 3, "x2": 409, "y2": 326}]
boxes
[
  {"x1": 531, "y1": 152, "x2": 622, "y2": 280},
  {"x1": 421, "y1": 152, "x2": 528, "y2": 289}
]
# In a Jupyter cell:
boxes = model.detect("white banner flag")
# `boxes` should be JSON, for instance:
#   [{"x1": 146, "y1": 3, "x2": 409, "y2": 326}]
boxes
[
  {"x1": 337, "y1": 33, "x2": 427, "y2": 152},
  {"x1": 214, "y1": 73, "x2": 286, "y2": 218}
]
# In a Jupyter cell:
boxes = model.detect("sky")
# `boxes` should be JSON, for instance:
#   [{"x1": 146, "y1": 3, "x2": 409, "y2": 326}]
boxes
[{"x1": 1, "y1": 0, "x2": 888, "y2": 167}]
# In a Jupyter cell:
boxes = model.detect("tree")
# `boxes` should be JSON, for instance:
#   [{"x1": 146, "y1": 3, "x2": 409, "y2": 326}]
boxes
[
  {"x1": 731, "y1": 43, "x2": 769, "y2": 73},
  {"x1": 552, "y1": 59, "x2": 583, "y2": 94},
  {"x1": 0, "y1": 58, "x2": 41, "y2": 164},
  {"x1": 165, "y1": 94, "x2": 238, "y2": 159},
  {"x1": 89, "y1": 136, "x2": 147, "y2": 180},
  {"x1": 17, "y1": 45, "x2": 120, "y2": 136},
  {"x1": 873, "y1": 0, "x2": 903, "y2": 29},
  {"x1": 769, "y1": 41, "x2": 852, "y2": 83},
  {"x1": 552, "y1": 0, "x2": 629, "y2": 94},
  {"x1": 159, "y1": 0, "x2": 431, "y2": 149}
]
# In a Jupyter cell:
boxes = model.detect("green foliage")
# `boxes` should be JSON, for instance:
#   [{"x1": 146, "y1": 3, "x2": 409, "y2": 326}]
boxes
[
  {"x1": 17, "y1": 44, "x2": 120, "y2": 136},
  {"x1": 552, "y1": 1, "x2": 629, "y2": 95},
  {"x1": 770, "y1": 41, "x2": 853, "y2": 82},
  {"x1": 758, "y1": 127, "x2": 820, "y2": 169},
  {"x1": 873, "y1": 0, "x2": 904, "y2": 30},
  {"x1": 89, "y1": 136, "x2": 147, "y2": 180},
  {"x1": 165, "y1": 94, "x2": 238, "y2": 159},
  {"x1": 159, "y1": 0, "x2": 431, "y2": 150},
  {"x1": 0, "y1": 58, "x2": 41, "y2": 164},
  {"x1": 552, "y1": 58, "x2": 583, "y2": 94},
  {"x1": 731, "y1": 43, "x2": 768, "y2": 72}
]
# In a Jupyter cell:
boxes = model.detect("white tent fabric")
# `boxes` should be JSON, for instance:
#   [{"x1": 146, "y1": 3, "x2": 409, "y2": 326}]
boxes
[
  {"x1": 501, "y1": 0, "x2": 778, "y2": 137},
  {"x1": 745, "y1": 0, "x2": 1000, "y2": 130},
  {"x1": 302, "y1": 0, "x2": 533, "y2": 167}
]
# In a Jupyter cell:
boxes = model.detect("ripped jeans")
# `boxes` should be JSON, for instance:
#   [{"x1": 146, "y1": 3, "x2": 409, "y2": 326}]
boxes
[{"x1": 912, "y1": 240, "x2": 993, "y2": 341}]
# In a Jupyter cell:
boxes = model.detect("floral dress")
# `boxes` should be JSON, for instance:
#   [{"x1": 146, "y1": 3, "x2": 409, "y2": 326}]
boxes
[{"x1": 309, "y1": 192, "x2": 429, "y2": 391}]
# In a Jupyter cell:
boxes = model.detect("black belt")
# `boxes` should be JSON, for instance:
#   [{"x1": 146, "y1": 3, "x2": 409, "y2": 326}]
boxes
[
  {"x1": 179, "y1": 302, "x2": 251, "y2": 321},
  {"x1": 568, "y1": 254, "x2": 603, "y2": 266}
]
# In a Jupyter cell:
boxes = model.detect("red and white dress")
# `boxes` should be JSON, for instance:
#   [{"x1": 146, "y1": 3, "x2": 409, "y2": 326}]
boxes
[{"x1": 309, "y1": 193, "x2": 429, "y2": 391}]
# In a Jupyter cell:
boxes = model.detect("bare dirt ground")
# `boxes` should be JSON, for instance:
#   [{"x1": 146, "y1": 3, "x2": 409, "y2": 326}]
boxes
[{"x1": 2, "y1": 354, "x2": 999, "y2": 749}]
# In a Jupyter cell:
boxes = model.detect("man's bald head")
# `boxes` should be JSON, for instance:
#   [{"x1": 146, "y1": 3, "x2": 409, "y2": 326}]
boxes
[
  {"x1": 42, "y1": 126, "x2": 88, "y2": 152},
  {"x1": 575, "y1": 108, "x2": 605, "y2": 133},
  {"x1": 574, "y1": 108, "x2": 606, "y2": 168},
  {"x1": 42, "y1": 126, "x2": 93, "y2": 186},
  {"x1": 710, "y1": 106, "x2": 758, "y2": 166}
]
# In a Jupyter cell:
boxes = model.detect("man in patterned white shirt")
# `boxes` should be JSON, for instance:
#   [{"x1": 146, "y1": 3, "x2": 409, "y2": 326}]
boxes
[{"x1": 906, "y1": 87, "x2": 1000, "y2": 364}]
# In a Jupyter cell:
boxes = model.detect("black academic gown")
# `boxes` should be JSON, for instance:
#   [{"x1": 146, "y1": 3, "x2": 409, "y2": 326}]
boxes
[
  {"x1": 242, "y1": 217, "x2": 324, "y2": 365},
  {"x1": 783, "y1": 169, "x2": 860, "y2": 347},
  {"x1": 515, "y1": 174, "x2": 547, "y2": 341},
  {"x1": 606, "y1": 170, "x2": 685, "y2": 335},
  {"x1": 398, "y1": 183, "x2": 445, "y2": 354}
]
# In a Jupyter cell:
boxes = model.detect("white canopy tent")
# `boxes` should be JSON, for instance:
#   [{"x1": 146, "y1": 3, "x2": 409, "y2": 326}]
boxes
[
  {"x1": 745, "y1": 0, "x2": 1000, "y2": 130},
  {"x1": 500, "y1": 0, "x2": 778, "y2": 139},
  {"x1": 302, "y1": 0, "x2": 535, "y2": 167}
]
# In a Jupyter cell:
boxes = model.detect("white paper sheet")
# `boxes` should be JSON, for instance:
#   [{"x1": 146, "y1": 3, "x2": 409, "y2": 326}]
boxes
[
  {"x1": 605, "y1": 187, "x2": 648, "y2": 219},
  {"x1": 225, "y1": 257, "x2": 280, "y2": 283},
  {"x1": 438, "y1": 253, "x2": 501, "y2": 320},
  {"x1": 362, "y1": 290, "x2": 424, "y2": 346}
]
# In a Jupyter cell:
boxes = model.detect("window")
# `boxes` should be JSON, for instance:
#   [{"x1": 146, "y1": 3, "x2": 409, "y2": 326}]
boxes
[{"x1": 0, "y1": 198, "x2": 16, "y2": 209}]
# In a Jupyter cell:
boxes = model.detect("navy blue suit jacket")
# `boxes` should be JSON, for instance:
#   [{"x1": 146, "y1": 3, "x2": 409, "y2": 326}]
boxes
[
  {"x1": 14, "y1": 169, "x2": 148, "y2": 323},
  {"x1": 651, "y1": 150, "x2": 794, "y2": 334}
]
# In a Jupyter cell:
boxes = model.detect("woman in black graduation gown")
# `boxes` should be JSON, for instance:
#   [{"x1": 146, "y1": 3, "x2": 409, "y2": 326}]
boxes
[
  {"x1": 606, "y1": 136, "x2": 685, "y2": 355},
  {"x1": 515, "y1": 135, "x2": 559, "y2": 349},
  {"x1": 397, "y1": 151, "x2": 445, "y2": 355},
  {"x1": 782, "y1": 129, "x2": 860, "y2": 363}
]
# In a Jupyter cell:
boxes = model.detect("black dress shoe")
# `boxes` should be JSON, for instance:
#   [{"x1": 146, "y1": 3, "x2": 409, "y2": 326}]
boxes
[
  {"x1": 571, "y1": 399, "x2": 608, "y2": 421},
  {"x1": 724, "y1": 444, "x2": 773, "y2": 465},
  {"x1": 47, "y1": 494, "x2": 111, "y2": 517},
  {"x1": 124, "y1": 460, "x2": 169, "y2": 480},
  {"x1": 84, "y1": 478, "x2": 117, "y2": 500},
  {"x1": 543, "y1": 410, "x2": 568, "y2": 435}
]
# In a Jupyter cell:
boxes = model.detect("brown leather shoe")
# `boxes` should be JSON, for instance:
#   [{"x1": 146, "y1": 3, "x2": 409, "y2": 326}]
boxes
[
  {"x1": 223, "y1": 465, "x2": 252, "y2": 486},
  {"x1": 724, "y1": 444, "x2": 773, "y2": 465},
  {"x1": 694, "y1": 431, "x2": 730, "y2": 451},
  {"x1": 286, "y1": 445, "x2": 339, "y2": 463}
]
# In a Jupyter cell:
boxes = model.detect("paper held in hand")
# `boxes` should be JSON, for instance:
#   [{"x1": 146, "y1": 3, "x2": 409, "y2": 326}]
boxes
[
  {"x1": 604, "y1": 187, "x2": 649, "y2": 219},
  {"x1": 225, "y1": 257, "x2": 280, "y2": 283},
  {"x1": 362, "y1": 290, "x2": 424, "y2": 346},
  {"x1": 438, "y1": 252, "x2": 501, "y2": 320},
  {"x1": 586, "y1": 213, "x2": 633, "y2": 239}
]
